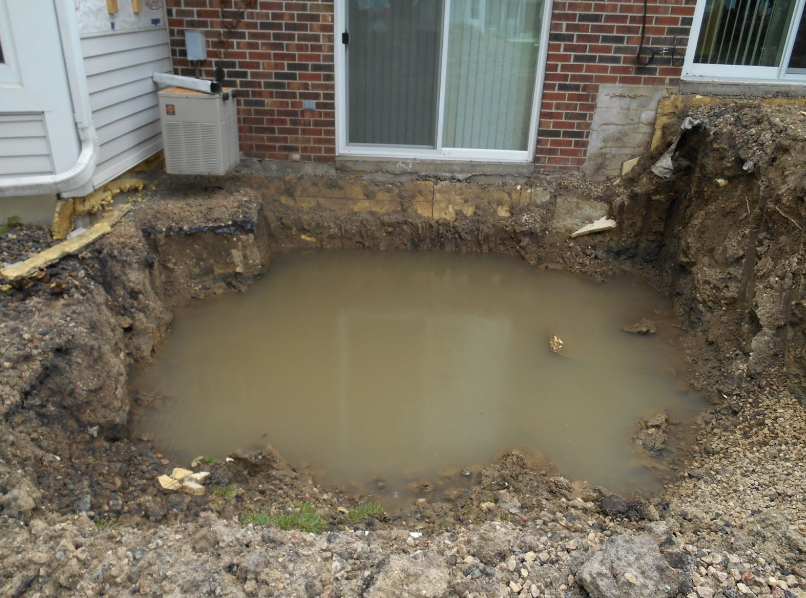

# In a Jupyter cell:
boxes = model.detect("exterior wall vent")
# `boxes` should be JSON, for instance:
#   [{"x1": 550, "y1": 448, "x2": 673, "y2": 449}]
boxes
[{"x1": 157, "y1": 88, "x2": 239, "y2": 175}]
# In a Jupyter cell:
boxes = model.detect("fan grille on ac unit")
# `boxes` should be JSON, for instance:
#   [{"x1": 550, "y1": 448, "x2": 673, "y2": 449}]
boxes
[{"x1": 159, "y1": 90, "x2": 240, "y2": 176}]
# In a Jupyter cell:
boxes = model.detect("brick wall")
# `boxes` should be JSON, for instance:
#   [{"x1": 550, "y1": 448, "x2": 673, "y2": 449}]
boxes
[
  {"x1": 535, "y1": 0, "x2": 694, "y2": 173},
  {"x1": 165, "y1": 1, "x2": 694, "y2": 173},
  {"x1": 166, "y1": 0, "x2": 336, "y2": 162}
]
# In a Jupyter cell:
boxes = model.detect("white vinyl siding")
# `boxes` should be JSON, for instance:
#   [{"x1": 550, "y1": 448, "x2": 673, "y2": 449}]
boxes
[
  {"x1": 0, "y1": 114, "x2": 55, "y2": 179},
  {"x1": 81, "y1": 28, "x2": 170, "y2": 188}
]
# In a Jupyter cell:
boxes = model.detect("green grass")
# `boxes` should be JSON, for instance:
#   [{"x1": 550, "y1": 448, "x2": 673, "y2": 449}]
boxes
[
  {"x1": 95, "y1": 517, "x2": 121, "y2": 531},
  {"x1": 210, "y1": 484, "x2": 240, "y2": 499},
  {"x1": 0, "y1": 215, "x2": 21, "y2": 236},
  {"x1": 241, "y1": 510, "x2": 273, "y2": 526},
  {"x1": 241, "y1": 501, "x2": 326, "y2": 533},
  {"x1": 346, "y1": 502, "x2": 384, "y2": 522}
]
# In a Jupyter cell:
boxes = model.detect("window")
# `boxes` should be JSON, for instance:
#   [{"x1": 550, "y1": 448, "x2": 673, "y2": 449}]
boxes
[{"x1": 685, "y1": 0, "x2": 806, "y2": 80}]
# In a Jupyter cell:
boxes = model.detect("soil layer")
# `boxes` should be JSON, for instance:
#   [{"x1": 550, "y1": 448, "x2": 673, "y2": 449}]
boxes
[{"x1": 1, "y1": 99, "x2": 806, "y2": 598}]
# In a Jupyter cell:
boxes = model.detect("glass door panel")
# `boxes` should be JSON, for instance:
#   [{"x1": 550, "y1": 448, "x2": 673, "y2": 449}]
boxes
[
  {"x1": 786, "y1": 8, "x2": 806, "y2": 72},
  {"x1": 442, "y1": 0, "x2": 543, "y2": 151},
  {"x1": 347, "y1": 0, "x2": 443, "y2": 147}
]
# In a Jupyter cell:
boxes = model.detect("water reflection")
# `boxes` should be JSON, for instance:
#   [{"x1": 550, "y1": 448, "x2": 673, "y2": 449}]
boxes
[{"x1": 131, "y1": 252, "x2": 704, "y2": 495}]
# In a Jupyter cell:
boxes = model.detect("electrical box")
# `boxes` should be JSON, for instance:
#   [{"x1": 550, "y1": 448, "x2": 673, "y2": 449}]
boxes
[
  {"x1": 158, "y1": 88, "x2": 240, "y2": 176},
  {"x1": 185, "y1": 29, "x2": 207, "y2": 61}
]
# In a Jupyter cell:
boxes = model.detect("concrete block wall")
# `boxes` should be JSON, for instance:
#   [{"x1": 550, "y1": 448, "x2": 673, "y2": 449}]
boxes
[{"x1": 584, "y1": 85, "x2": 668, "y2": 180}]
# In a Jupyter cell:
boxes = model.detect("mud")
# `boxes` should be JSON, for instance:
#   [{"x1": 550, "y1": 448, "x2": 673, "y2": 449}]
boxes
[{"x1": 1, "y1": 98, "x2": 806, "y2": 597}]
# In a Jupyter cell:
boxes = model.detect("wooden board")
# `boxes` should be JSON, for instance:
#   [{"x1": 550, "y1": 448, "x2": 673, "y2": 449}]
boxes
[{"x1": 1, "y1": 205, "x2": 132, "y2": 282}]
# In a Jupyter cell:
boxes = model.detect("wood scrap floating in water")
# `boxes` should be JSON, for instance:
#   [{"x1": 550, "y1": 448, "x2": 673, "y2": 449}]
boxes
[{"x1": 0, "y1": 205, "x2": 132, "y2": 282}]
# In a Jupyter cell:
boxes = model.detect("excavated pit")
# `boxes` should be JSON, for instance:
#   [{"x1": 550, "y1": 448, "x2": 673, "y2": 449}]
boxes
[
  {"x1": 129, "y1": 250, "x2": 705, "y2": 497},
  {"x1": 1, "y1": 98, "x2": 806, "y2": 598}
]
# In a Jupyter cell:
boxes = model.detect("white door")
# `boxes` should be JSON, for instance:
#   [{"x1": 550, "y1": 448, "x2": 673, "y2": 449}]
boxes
[
  {"x1": 0, "y1": 0, "x2": 81, "y2": 175},
  {"x1": 335, "y1": 0, "x2": 552, "y2": 163}
]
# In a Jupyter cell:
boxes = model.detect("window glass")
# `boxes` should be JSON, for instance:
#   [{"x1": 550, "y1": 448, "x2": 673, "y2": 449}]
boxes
[
  {"x1": 787, "y1": 11, "x2": 806, "y2": 70},
  {"x1": 442, "y1": 0, "x2": 543, "y2": 151},
  {"x1": 695, "y1": 0, "x2": 798, "y2": 67}
]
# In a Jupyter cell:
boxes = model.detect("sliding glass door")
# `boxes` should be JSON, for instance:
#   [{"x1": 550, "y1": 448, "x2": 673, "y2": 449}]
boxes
[
  {"x1": 685, "y1": 0, "x2": 806, "y2": 80},
  {"x1": 339, "y1": 0, "x2": 550, "y2": 161},
  {"x1": 347, "y1": 1, "x2": 443, "y2": 147}
]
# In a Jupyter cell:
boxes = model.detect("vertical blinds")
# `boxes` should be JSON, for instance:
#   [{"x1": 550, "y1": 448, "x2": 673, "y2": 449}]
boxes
[
  {"x1": 442, "y1": 0, "x2": 542, "y2": 151},
  {"x1": 695, "y1": 0, "x2": 797, "y2": 66},
  {"x1": 347, "y1": 0, "x2": 442, "y2": 146}
]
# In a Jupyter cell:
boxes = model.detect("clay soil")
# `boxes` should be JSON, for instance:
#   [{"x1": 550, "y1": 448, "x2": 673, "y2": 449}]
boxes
[{"x1": 1, "y1": 100, "x2": 805, "y2": 598}]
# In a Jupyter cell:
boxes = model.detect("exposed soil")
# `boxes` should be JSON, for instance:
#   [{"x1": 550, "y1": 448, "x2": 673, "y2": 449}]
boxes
[{"x1": 1, "y1": 99, "x2": 805, "y2": 598}]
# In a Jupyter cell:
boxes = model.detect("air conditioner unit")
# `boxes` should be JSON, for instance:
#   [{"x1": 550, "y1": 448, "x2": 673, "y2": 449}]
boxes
[{"x1": 158, "y1": 87, "x2": 240, "y2": 175}]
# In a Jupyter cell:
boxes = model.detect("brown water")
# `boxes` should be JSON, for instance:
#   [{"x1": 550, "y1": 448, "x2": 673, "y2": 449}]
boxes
[{"x1": 131, "y1": 251, "x2": 703, "y2": 495}]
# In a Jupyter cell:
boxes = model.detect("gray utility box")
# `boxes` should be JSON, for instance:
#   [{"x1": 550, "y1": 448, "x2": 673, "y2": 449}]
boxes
[{"x1": 158, "y1": 87, "x2": 239, "y2": 175}]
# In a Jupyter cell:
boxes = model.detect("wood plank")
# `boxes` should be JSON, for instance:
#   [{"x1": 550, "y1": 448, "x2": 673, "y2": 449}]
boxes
[
  {"x1": 81, "y1": 28, "x2": 168, "y2": 58},
  {"x1": 0, "y1": 205, "x2": 132, "y2": 282},
  {"x1": 87, "y1": 58, "x2": 171, "y2": 94},
  {"x1": 84, "y1": 44, "x2": 170, "y2": 77}
]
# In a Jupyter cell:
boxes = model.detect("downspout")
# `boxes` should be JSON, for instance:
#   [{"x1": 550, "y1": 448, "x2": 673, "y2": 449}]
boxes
[{"x1": 0, "y1": 0, "x2": 99, "y2": 198}]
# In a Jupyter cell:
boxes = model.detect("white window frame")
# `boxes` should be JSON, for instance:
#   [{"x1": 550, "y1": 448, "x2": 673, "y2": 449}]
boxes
[
  {"x1": 683, "y1": 0, "x2": 806, "y2": 81},
  {"x1": 334, "y1": 0, "x2": 553, "y2": 163}
]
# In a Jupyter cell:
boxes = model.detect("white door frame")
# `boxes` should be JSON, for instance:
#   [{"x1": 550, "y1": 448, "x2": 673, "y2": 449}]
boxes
[
  {"x1": 682, "y1": 0, "x2": 806, "y2": 81},
  {"x1": 334, "y1": 0, "x2": 553, "y2": 163}
]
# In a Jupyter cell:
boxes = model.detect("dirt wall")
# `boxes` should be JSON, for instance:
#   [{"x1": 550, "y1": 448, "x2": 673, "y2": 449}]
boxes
[{"x1": 612, "y1": 100, "x2": 806, "y2": 403}]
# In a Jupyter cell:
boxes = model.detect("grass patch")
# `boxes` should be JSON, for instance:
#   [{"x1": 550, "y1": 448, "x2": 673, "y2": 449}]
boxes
[
  {"x1": 241, "y1": 501, "x2": 326, "y2": 533},
  {"x1": 272, "y1": 502, "x2": 326, "y2": 533},
  {"x1": 346, "y1": 502, "x2": 384, "y2": 522},
  {"x1": 210, "y1": 484, "x2": 240, "y2": 499},
  {"x1": 0, "y1": 215, "x2": 22, "y2": 236},
  {"x1": 95, "y1": 517, "x2": 121, "y2": 531},
  {"x1": 240, "y1": 510, "x2": 272, "y2": 526}
]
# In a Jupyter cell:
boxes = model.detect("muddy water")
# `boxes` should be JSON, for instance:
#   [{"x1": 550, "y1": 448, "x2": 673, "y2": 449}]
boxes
[{"x1": 131, "y1": 251, "x2": 704, "y2": 495}]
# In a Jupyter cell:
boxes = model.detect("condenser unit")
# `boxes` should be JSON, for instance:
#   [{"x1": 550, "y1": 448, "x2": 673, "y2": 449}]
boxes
[{"x1": 158, "y1": 87, "x2": 239, "y2": 175}]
